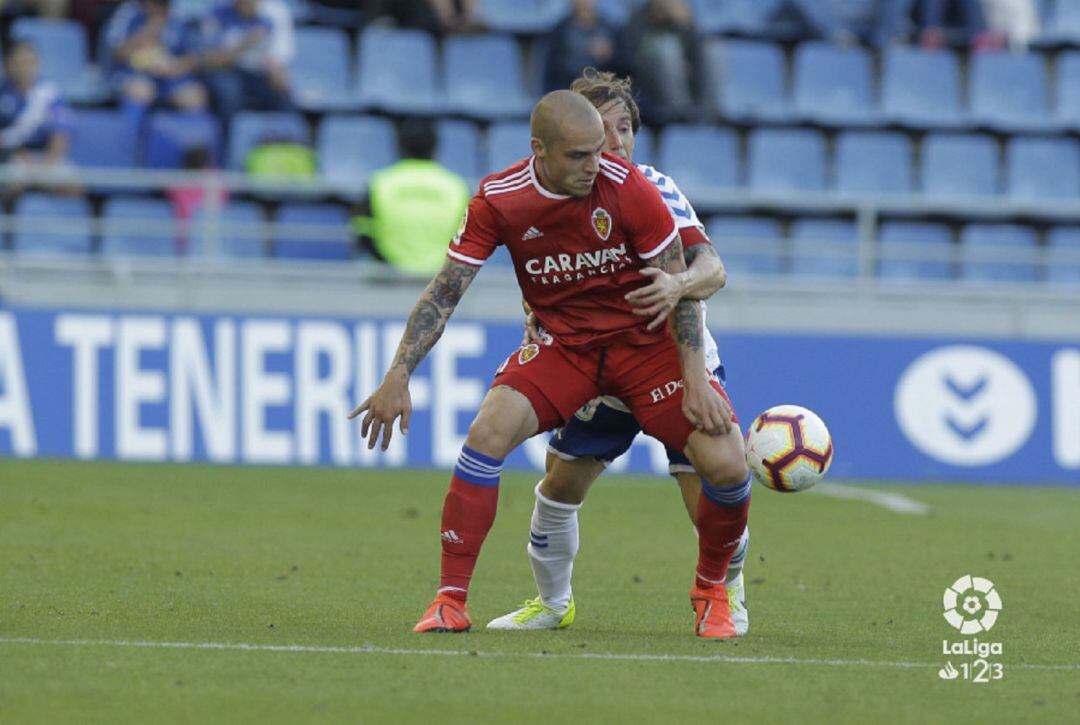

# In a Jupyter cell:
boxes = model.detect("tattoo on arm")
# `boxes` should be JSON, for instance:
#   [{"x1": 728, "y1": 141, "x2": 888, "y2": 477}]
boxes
[
  {"x1": 672, "y1": 299, "x2": 702, "y2": 352},
  {"x1": 682, "y1": 242, "x2": 718, "y2": 266},
  {"x1": 650, "y1": 236, "x2": 687, "y2": 273},
  {"x1": 390, "y1": 260, "x2": 479, "y2": 377}
]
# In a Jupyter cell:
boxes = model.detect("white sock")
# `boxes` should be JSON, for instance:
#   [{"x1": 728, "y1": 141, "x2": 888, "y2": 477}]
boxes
[
  {"x1": 726, "y1": 527, "x2": 750, "y2": 584},
  {"x1": 527, "y1": 482, "x2": 581, "y2": 612}
]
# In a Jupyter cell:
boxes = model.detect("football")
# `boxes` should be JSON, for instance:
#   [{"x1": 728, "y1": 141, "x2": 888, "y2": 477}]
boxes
[{"x1": 745, "y1": 405, "x2": 834, "y2": 492}]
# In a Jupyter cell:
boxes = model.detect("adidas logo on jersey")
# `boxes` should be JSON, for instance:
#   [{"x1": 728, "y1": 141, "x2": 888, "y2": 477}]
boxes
[
  {"x1": 522, "y1": 226, "x2": 544, "y2": 240},
  {"x1": 441, "y1": 530, "x2": 464, "y2": 544}
]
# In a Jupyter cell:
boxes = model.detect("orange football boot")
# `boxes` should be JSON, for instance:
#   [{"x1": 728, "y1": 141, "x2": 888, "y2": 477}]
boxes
[
  {"x1": 690, "y1": 583, "x2": 737, "y2": 639},
  {"x1": 412, "y1": 593, "x2": 472, "y2": 633}
]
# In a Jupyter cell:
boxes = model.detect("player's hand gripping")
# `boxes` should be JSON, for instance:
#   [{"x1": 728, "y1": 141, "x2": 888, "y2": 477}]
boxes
[
  {"x1": 348, "y1": 374, "x2": 412, "y2": 451},
  {"x1": 521, "y1": 298, "x2": 544, "y2": 345},
  {"x1": 681, "y1": 375, "x2": 733, "y2": 437},
  {"x1": 625, "y1": 267, "x2": 686, "y2": 331}
]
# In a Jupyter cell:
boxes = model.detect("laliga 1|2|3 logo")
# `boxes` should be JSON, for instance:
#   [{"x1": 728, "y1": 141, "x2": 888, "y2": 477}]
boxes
[{"x1": 938, "y1": 575, "x2": 1005, "y2": 684}]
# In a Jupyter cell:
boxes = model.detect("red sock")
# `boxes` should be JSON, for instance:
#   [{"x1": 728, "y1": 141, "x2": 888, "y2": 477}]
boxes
[
  {"x1": 695, "y1": 485, "x2": 751, "y2": 589},
  {"x1": 438, "y1": 473, "x2": 499, "y2": 602}
]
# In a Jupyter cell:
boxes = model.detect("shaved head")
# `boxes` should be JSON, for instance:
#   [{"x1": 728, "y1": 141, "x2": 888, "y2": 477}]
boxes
[{"x1": 531, "y1": 90, "x2": 604, "y2": 147}]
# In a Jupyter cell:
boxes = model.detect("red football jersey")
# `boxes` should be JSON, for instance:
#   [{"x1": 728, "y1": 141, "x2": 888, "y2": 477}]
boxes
[{"x1": 449, "y1": 153, "x2": 677, "y2": 349}]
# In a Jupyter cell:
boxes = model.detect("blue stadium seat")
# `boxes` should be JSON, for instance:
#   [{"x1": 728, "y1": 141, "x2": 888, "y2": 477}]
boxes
[
  {"x1": 189, "y1": 201, "x2": 266, "y2": 258},
  {"x1": 792, "y1": 42, "x2": 876, "y2": 125},
  {"x1": 317, "y1": 115, "x2": 397, "y2": 193},
  {"x1": 485, "y1": 121, "x2": 531, "y2": 174},
  {"x1": 10, "y1": 18, "x2": 105, "y2": 103},
  {"x1": 705, "y1": 38, "x2": 787, "y2": 122},
  {"x1": 960, "y1": 223, "x2": 1039, "y2": 282},
  {"x1": 632, "y1": 125, "x2": 655, "y2": 169},
  {"x1": 272, "y1": 203, "x2": 352, "y2": 261},
  {"x1": 443, "y1": 34, "x2": 532, "y2": 118},
  {"x1": 595, "y1": 0, "x2": 641, "y2": 25},
  {"x1": 920, "y1": 133, "x2": 999, "y2": 198},
  {"x1": 1045, "y1": 226, "x2": 1080, "y2": 284},
  {"x1": 880, "y1": 47, "x2": 964, "y2": 129},
  {"x1": 877, "y1": 221, "x2": 953, "y2": 280},
  {"x1": 291, "y1": 26, "x2": 352, "y2": 111},
  {"x1": 969, "y1": 52, "x2": 1052, "y2": 131},
  {"x1": 690, "y1": 0, "x2": 782, "y2": 35},
  {"x1": 69, "y1": 110, "x2": 138, "y2": 168},
  {"x1": 12, "y1": 194, "x2": 92, "y2": 255},
  {"x1": 228, "y1": 112, "x2": 309, "y2": 171},
  {"x1": 747, "y1": 128, "x2": 827, "y2": 194},
  {"x1": 1005, "y1": 135, "x2": 1080, "y2": 201},
  {"x1": 790, "y1": 218, "x2": 859, "y2": 278},
  {"x1": 437, "y1": 120, "x2": 482, "y2": 184},
  {"x1": 834, "y1": 131, "x2": 914, "y2": 196},
  {"x1": 478, "y1": 0, "x2": 569, "y2": 33},
  {"x1": 705, "y1": 215, "x2": 784, "y2": 275},
  {"x1": 1038, "y1": 0, "x2": 1080, "y2": 45},
  {"x1": 144, "y1": 112, "x2": 223, "y2": 169},
  {"x1": 101, "y1": 197, "x2": 178, "y2": 258},
  {"x1": 656, "y1": 125, "x2": 740, "y2": 200},
  {"x1": 1054, "y1": 50, "x2": 1080, "y2": 128},
  {"x1": 169, "y1": 0, "x2": 213, "y2": 20},
  {"x1": 355, "y1": 28, "x2": 441, "y2": 114}
]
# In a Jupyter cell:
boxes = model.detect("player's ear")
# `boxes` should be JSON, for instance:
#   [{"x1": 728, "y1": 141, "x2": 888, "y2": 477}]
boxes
[{"x1": 530, "y1": 136, "x2": 545, "y2": 159}]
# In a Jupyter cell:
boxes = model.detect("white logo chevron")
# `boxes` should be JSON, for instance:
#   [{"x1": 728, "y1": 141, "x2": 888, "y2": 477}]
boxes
[{"x1": 522, "y1": 226, "x2": 544, "y2": 241}]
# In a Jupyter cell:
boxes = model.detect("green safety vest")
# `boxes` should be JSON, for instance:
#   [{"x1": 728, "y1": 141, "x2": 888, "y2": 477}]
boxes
[{"x1": 362, "y1": 159, "x2": 471, "y2": 275}]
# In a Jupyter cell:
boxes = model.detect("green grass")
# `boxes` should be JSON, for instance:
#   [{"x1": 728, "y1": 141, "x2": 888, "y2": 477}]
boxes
[{"x1": 1, "y1": 459, "x2": 1077, "y2": 724}]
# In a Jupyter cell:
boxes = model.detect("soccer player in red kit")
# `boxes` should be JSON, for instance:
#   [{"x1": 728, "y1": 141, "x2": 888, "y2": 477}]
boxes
[{"x1": 351, "y1": 91, "x2": 751, "y2": 638}]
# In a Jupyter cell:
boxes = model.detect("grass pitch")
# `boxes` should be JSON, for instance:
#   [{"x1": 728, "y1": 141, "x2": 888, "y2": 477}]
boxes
[{"x1": 1, "y1": 459, "x2": 1077, "y2": 724}]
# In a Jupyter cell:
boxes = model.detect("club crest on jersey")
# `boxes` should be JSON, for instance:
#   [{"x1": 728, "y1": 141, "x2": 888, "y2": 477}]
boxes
[
  {"x1": 518, "y1": 343, "x2": 540, "y2": 365},
  {"x1": 452, "y1": 208, "x2": 469, "y2": 245},
  {"x1": 591, "y1": 207, "x2": 612, "y2": 241}
]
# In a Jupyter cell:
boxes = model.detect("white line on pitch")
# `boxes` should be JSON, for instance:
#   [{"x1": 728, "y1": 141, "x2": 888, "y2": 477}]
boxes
[
  {"x1": 1, "y1": 637, "x2": 1075, "y2": 671},
  {"x1": 811, "y1": 483, "x2": 931, "y2": 515}
]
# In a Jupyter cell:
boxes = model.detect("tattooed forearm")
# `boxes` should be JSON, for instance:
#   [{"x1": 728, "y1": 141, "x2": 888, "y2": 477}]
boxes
[
  {"x1": 682, "y1": 242, "x2": 718, "y2": 266},
  {"x1": 389, "y1": 259, "x2": 479, "y2": 377},
  {"x1": 672, "y1": 299, "x2": 702, "y2": 352},
  {"x1": 651, "y1": 236, "x2": 687, "y2": 273}
]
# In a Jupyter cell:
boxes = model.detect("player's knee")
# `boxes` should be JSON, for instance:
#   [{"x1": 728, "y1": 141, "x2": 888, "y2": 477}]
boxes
[
  {"x1": 697, "y1": 456, "x2": 750, "y2": 489},
  {"x1": 464, "y1": 417, "x2": 516, "y2": 460},
  {"x1": 539, "y1": 471, "x2": 586, "y2": 505}
]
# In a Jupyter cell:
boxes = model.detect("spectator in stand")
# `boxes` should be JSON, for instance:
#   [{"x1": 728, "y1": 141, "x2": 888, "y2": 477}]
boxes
[
  {"x1": 199, "y1": 0, "x2": 294, "y2": 123},
  {"x1": 353, "y1": 118, "x2": 469, "y2": 276},
  {"x1": 544, "y1": 0, "x2": 617, "y2": 93},
  {"x1": 778, "y1": 0, "x2": 914, "y2": 47},
  {"x1": 618, "y1": 0, "x2": 703, "y2": 123},
  {"x1": 913, "y1": 0, "x2": 1005, "y2": 50},
  {"x1": 373, "y1": 0, "x2": 481, "y2": 34},
  {"x1": 0, "y1": 40, "x2": 75, "y2": 171},
  {"x1": 980, "y1": 0, "x2": 1038, "y2": 49},
  {"x1": 103, "y1": 0, "x2": 208, "y2": 128}
]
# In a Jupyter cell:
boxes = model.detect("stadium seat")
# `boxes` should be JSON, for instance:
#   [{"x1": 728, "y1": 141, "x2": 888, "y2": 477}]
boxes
[
  {"x1": 354, "y1": 28, "x2": 441, "y2": 114},
  {"x1": 834, "y1": 131, "x2": 914, "y2": 197},
  {"x1": 968, "y1": 52, "x2": 1053, "y2": 131},
  {"x1": 477, "y1": 0, "x2": 569, "y2": 33},
  {"x1": 1045, "y1": 226, "x2": 1080, "y2": 284},
  {"x1": 436, "y1": 119, "x2": 483, "y2": 184},
  {"x1": 443, "y1": 34, "x2": 532, "y2": 119},
  {"x1": 632, "y1": 125, "x2": 655, "y2": 169},
  {"x1": 705, "y1": 215, "x2": 784, "y2": 275},
  {"x1": 960, "y1": 223, "x2": 1039, "y2": 282},
  {"x1": 316, "y1": 114, "x2": 397, "y2": 193},
  {"x1": 291, "y1": 26, "x2": 353, "y2": 111},
  {"x1": 486, "y1": 121, "x2": 531, "y2": 174},
  {"x1": 144, "y1": 112, "x2": 223, "y2": 169},
  {"x1": 705, "y1": 38, "x2": 788, "y2": 122},
  {"x1": 10, "y1": 18, "x2": 105, "y2": 103},
  {"x1": 689, "y1": 0, "x2": 782, "y2": 36},
  {"x1": 101, "y1": 197, "x2": 178, "y2": 258},
  {"x1": 790, "y1": 218, "x2": 859, "y2": 278},
  {"x1": 69, "y1": 110, "x2": 138, "y2": 168},
  {"x1": 656, "y1": 125, "x2": 740, "y2": 201},
  {"x1": 1038, "y1": 0, "x2": 1080, "y2": 45},
  {"x1": 595, "y1": 0, "x2": 641, "y2": 25},
  {"x1": 877, "y1": 221, "x2": 954, "y2": 280},
  {"x1": 792, "y1": 42, "x2": 876, "y2": 125},
  {"x1": 12, "y1": 194, "x2": 93, "y2": 256},
  {"x1": 920, "y1": 133, "x2": 999, "y2": 198},
  {"x1": 747, "y1": 128, "x2": 827, "y2": 194},
  {"x1": 1005, "y1": 135, "x2": 1080, "y2": 201},
  {"x1": 189, "y1": 201, "x2": 266, "y2": 258},
  {"x1": 169, "y1": 0, "x2": 213, "y2": 20},
  {"x1": 272, "y1": 203, "x2": 352, "y2": 261},
  {"x1": 880, "y1": 47, "x2": 965, "y2": 129},
  {"x1": 1054, "y1": 50, "x2": 1080, "y2": 128},
  {"x1": 228, "y1": 112, "x2": 309, "y2": 171}
]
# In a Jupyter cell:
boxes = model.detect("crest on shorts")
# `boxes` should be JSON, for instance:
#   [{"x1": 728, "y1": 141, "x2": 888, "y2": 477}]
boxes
[
  {"x1": 591, "y1": 207, "x2": 611, "y2": 241},
  {"x1": 518, "y1": 343, "x2": 540, "y2": 365},
  {"x1": 452, "y1": 208, "x2": 469, "y2": 245}
]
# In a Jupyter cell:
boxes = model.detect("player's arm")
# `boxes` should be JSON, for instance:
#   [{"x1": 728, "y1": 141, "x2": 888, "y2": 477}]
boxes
[
  {"x1": 647, "y1": 237, "x2": 732, "y2": 436},
  {"x1": 348, "y1": 258, "x2": 479, "y2": 450},
  {"x1": 626, "y1": 227, "x2": 725, "y2": 331}
]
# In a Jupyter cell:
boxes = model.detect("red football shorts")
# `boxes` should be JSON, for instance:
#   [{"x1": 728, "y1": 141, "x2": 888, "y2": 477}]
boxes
[{"x1": 490, "y1": 335, "x2": 735, "y2": 453}]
